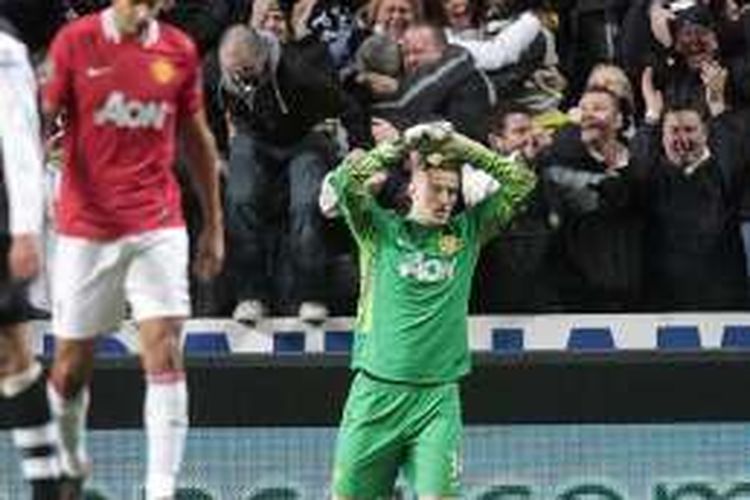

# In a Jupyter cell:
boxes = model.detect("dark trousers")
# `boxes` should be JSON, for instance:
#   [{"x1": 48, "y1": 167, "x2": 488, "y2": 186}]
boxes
[{"x1": 226, "y1": 132, "x2": 331, "y2": 308}]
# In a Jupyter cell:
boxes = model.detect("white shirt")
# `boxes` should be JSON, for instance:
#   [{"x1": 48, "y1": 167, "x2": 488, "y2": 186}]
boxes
[
  {"x1": 445, "y1": 12, "x2": 542, "y2": 72},
  {"x1": 0, "y1": 31, "x2": 44, "y2": 235}
]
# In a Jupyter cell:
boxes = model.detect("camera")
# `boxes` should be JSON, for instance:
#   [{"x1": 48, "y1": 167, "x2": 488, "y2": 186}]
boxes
[{"x1": 230, "y1": 71, "x2": 261, "y2": 97}]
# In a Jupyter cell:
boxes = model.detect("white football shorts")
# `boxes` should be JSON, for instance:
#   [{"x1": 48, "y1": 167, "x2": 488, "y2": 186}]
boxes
[{"x1": 52, "y1": 227, "x2": 190, "y2": 339}]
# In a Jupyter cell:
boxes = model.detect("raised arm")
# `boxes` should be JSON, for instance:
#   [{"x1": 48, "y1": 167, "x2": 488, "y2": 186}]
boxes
[
  {"x1": 447, "y1": 11, "x2": 542, "y2": 71},
  {"x1": 447, "y1": 132, "x2": 536, "y2": 243},
  {"x1": 329, "y1": 140, "x2": 404, "y2": 244},
  {"x1": 630, "y1": 66, "x2": 664, "y2": 183}
]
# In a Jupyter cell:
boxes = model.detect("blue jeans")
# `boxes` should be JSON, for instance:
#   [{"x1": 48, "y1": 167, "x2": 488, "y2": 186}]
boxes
[{"x1": 226, "y1": 131, "x2": 331, "y2": 306}]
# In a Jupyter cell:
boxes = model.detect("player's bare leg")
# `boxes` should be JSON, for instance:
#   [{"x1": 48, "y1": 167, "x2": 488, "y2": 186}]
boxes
[
  {"x1": 0, "y1": 323, "x2": 62, "y2": 499},
  {"x1": 139, "y1": 316, "x2": 187, "y2": 500},
  {"x1": 48, "y1": 336, "x2": 95, "y2": 496}
]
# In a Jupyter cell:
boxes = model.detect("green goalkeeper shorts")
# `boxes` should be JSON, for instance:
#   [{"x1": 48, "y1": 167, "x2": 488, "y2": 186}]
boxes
[{"x1": 332, "y1": 371, "x2": 462, "y2": 499}]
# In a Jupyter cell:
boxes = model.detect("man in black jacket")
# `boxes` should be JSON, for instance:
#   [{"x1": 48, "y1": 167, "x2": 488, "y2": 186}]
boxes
[
  {"x1": 633, "y1": 65, "x2": 747, "y2": 310},
  {"x1": 220, "y1": 25, "x2": 346, "y2": 324},
  {"x1": 371, "y1": 22, "x2": 496, "y2": 143},
  {"x1": 474, "y1": 104, "x2": 558, "y2": 313},
  {"x1": 538, "y1": 86, "x2": 644, "y2": 311}
]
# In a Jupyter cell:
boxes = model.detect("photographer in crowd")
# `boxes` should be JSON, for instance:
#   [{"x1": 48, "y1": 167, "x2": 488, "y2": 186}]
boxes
[{"x1": 219, "y1": 24, "x2": 348, "y2": 325}]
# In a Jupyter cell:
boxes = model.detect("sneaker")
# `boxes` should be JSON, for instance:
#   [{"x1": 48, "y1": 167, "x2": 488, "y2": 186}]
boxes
[
  {"x1": 298, "y1": 301, "x2": 328, "y2": 325},
  {"x1": 233, "y1": 300, "x2": 266, "y2": 325}
]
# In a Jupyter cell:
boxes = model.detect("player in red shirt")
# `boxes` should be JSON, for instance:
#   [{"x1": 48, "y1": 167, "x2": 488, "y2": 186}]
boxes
[{"x1": 41, "y1": 0, "x2": 224, "y2": 498}]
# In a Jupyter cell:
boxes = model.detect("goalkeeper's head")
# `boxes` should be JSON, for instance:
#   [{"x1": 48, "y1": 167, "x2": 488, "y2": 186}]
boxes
[{"x1": 407, "y1": 150, "x2": 461, "y2": 227}]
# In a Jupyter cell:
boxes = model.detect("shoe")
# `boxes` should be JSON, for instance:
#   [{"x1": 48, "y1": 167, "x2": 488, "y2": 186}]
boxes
[
  {"x1": 298, "y1": 301, "x2": 328, "y2": 325},
  {"x1": 233, "y1": 300, "x2": 266, "y2": 325},
  {"x1": 58, "y1": 476, "x2": 84, "y2": 500}
]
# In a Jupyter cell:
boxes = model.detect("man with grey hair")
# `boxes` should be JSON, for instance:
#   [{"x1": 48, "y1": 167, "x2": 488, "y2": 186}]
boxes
[{"x1": 219, "y1": 24, "x2": 348, "y2": 325}]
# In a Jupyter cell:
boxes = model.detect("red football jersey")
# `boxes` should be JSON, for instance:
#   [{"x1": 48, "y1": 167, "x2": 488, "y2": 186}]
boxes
[{"x1": 42, "y1": 8, "x2": 202, "y2": 239}]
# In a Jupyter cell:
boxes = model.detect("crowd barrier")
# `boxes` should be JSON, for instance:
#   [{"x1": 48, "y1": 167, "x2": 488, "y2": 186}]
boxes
[{"x1": 28, "y1": 312, "x2": 750, "y2": 356}]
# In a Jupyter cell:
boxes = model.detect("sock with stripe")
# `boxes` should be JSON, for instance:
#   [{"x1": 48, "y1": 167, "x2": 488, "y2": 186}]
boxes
[
  {"x1": 0, "y1": 362, "x2": 61, "y2": 499},
  {"x1": 144, "y1": 372, "x2": 188, "y2": 500}
]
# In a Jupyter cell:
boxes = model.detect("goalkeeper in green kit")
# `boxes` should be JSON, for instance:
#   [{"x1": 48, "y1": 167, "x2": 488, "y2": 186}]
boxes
[{"x1": 326, "y1": 121, "x2": 536, "y2": 500}]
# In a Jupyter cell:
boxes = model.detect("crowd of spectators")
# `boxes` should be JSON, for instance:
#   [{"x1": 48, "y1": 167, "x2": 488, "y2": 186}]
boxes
[{"x1": 36, "y1": 0, "x2": 750, "y2": 319}]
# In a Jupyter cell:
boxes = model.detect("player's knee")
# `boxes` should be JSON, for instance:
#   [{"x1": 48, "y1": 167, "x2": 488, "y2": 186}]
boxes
[
  {"x1": 50, "y1": 341, "x2": 95, "y2": 398},
  {"x1": 139, "y1": 327, "x2": 183, "y2": 375},
  {"x1": 0, "y1": 325, "x2": 31, "y2": 377},
  {"x1": 142, "y1": 349, "x2": 182, "y2": 375},
  {"x1": 50, "y1": 359, "x2": 90, "y2": 398}
]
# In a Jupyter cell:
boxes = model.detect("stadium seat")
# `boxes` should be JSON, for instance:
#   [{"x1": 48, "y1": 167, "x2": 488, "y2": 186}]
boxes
[
  {"x1": 324, "y1": 330, "x2": 353, "y2": 353},
  {"x1": 656, "y1": 325, "x2": 701, "y2": 350},
  {"x1": 273, "y1": 332, "x2": 305, "y2": 353},
  {"x1": 43, "y1": 334, "x2": 129, "y2": 357},
  {"x1": 492, "y1": 328, "x2": 524, "y2": 354},
  {"x1": 566, "y1": 327, "x2": 615, "y2": 351},
  {"x1": 721, "y1": 325, "x2": 750, "y2": 349},
  {"x1": 94, "y1": 336, "x2": 129, "y2": 357},
  {"x1": 183, "y1": 332, "x2": 231, "y2": 356}
]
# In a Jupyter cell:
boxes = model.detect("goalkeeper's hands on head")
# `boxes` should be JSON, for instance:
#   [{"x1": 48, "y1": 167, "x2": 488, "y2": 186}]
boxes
[{"x1": 403, "y1": 121, "x2": 455, "y2": 151}]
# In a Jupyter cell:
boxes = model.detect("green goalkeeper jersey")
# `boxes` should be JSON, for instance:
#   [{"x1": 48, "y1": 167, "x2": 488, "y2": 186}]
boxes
[{"x1": 331, "y1": 137, "x2": 535, "y2": 384}]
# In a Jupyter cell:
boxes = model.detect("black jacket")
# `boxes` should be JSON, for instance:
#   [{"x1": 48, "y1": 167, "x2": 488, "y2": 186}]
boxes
[
  {"x1": 224, "y1": 37, "x2": 345, "y2": 146},
  {"x1": 539, "y1": 125, "x2": 644, "y2": 311},
  {"x1": 371, "y1": 46, "x2": 495, "y2": 142},
  {"x1": 631, "y1": 113, "x2": 748, "y2": 310}
]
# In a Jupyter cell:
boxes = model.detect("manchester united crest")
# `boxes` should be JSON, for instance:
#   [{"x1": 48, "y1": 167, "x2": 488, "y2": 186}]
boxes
[
  {"x1": 439, "y1": 234, "x2": 462, "y2": 255},
  {"x1": 150, "y1": 58, "x2": 175, "y2": 85}
]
